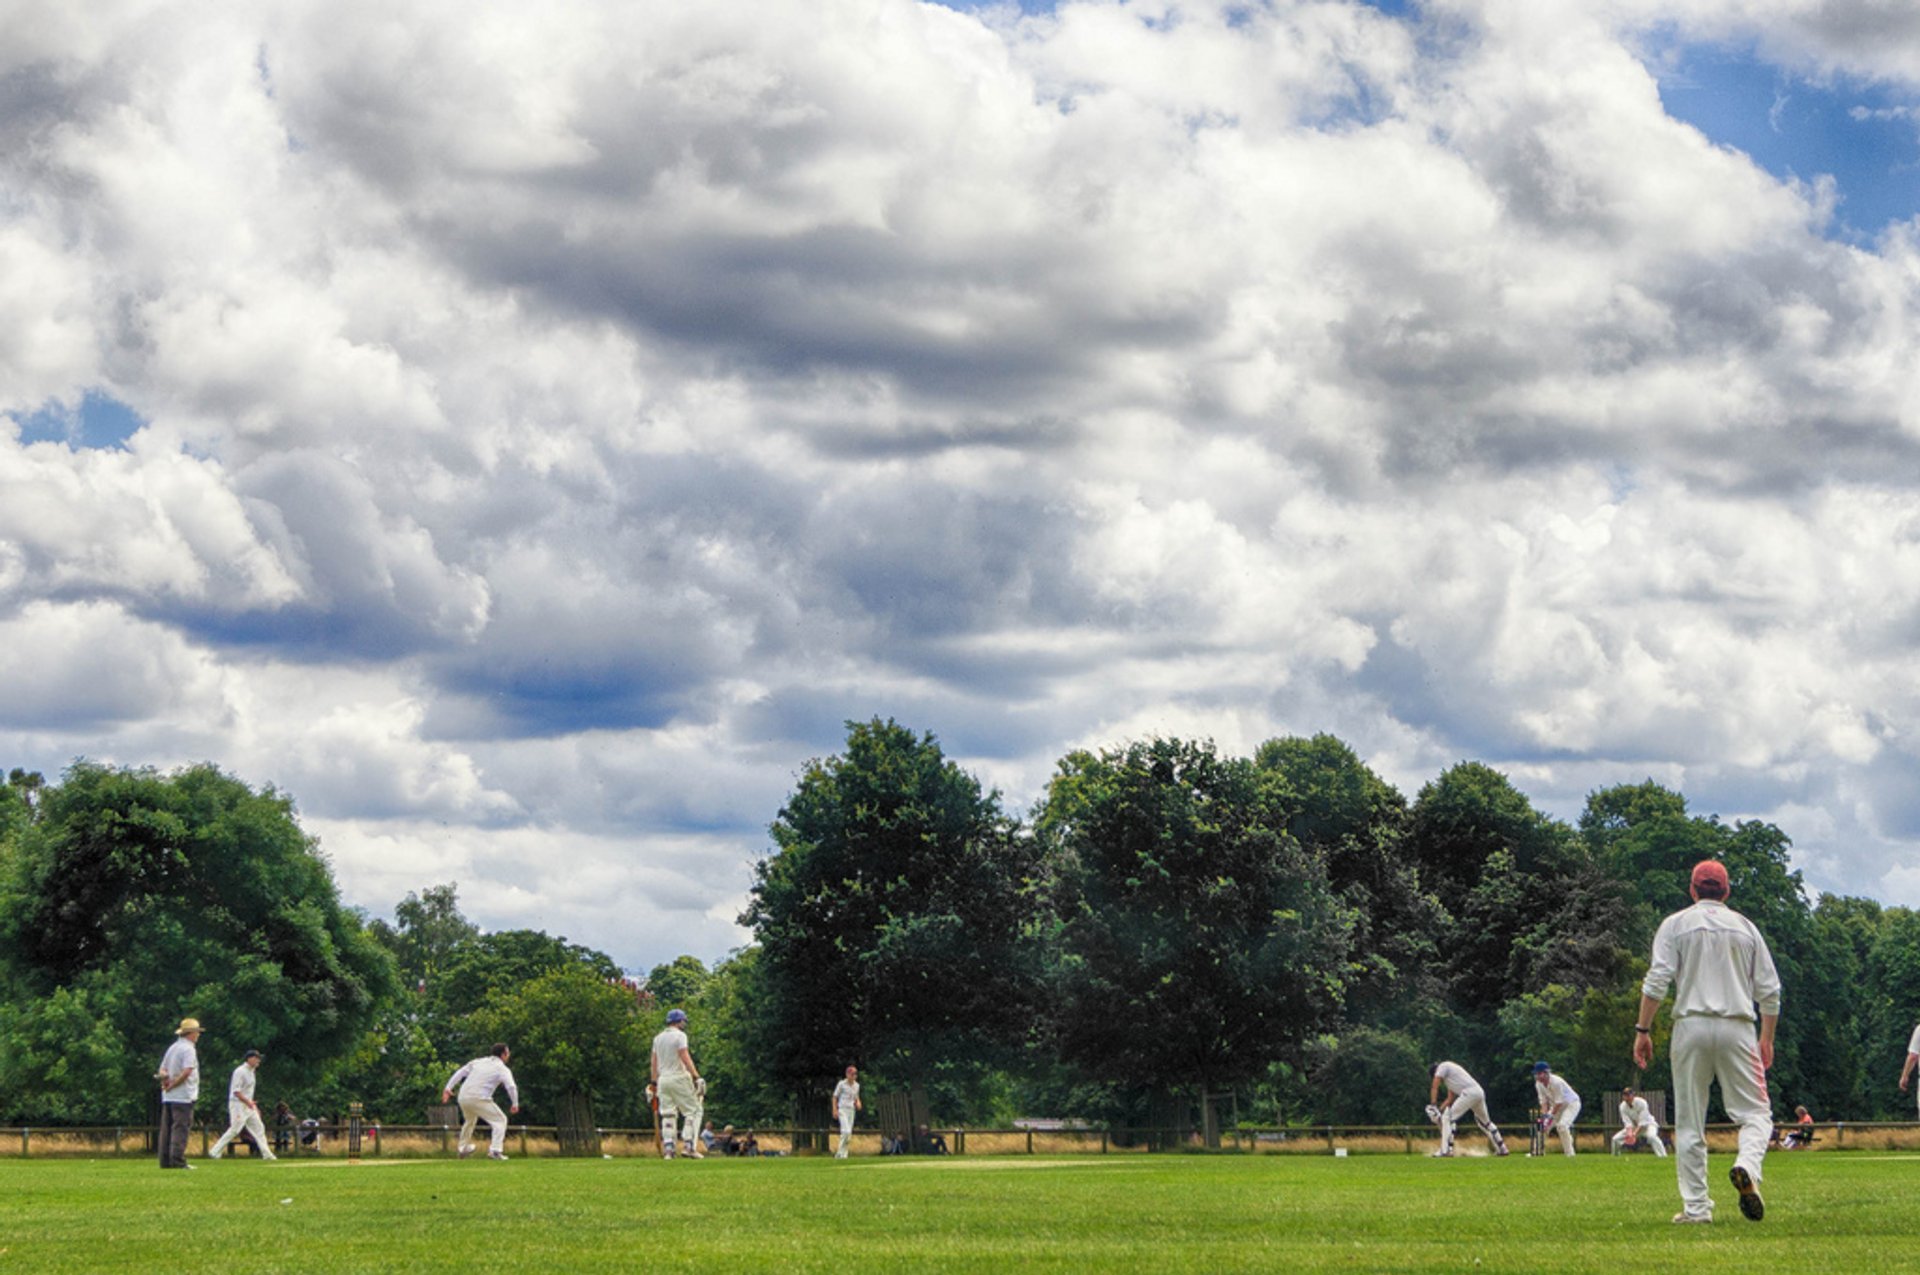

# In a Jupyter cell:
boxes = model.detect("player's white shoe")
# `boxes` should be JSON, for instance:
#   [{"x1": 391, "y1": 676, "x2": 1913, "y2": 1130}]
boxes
[
  {"x1": 458, "y1": 1146, "x2": 474, "y2": 1158},
  {"x1": 208, "y1": 1148, "x2": 223, "y2": 1160},
  {"x1": 1671, "y1": 1211, "x2": 1712, "y2": 1224},
  {"x1": 488, "y1": 1150, "x2": 508, "y2": 1161}
]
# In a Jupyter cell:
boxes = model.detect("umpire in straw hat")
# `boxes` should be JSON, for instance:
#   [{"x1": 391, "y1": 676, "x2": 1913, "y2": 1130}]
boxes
[{"x1": 156, "y1": 1017, "x2": 204, "y2": 1169}]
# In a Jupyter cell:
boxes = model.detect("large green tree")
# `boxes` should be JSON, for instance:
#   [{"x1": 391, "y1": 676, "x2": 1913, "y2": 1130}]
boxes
[
  {"x1": 1253, "y1": 734, "x2": 1443, "y2": 1024},
  {"x1": 1038, "y1": 738, "x2": 1354, "y2": 1107},
  {"x1": 1408, "y1": 764, "x2": 1582, "y2": 1015},
  {"x1": 742, "y1": 718, "x2": 1045, "y2": 1119},
  {"x1": 467, "y1": 965, "x2": 651, "y2": 1126},
  {"x1": 0, "y1": 762, "x2": 397, "y2": 1122}
]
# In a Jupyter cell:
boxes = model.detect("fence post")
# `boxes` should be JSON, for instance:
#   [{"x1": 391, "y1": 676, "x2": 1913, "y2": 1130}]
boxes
[
  {"x1": 1027, "y1": 1129, "x2": 1034, "y2": 1155},
  {"x1": 1405, "y1": 1126, "x2": 1413, "y2": 1155},
  {"x1": 1324, "y1": 1126, "x2": 1335, "y2": 1154},
  {"x1": 520, "y1": 1125, "x2": 529, "y2": 1157},
  {"x1": 21, "y1": 1128, "x2": 28, "y2": 1158},
  {"x1": 1101, "y1": 1130, "x2": 1109, "y2": 1154}
]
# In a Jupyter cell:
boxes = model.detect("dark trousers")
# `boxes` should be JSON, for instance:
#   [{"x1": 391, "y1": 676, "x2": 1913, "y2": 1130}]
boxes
[{"x1": 159, "y1": 1102, "x2": 194, "y2": 1168}]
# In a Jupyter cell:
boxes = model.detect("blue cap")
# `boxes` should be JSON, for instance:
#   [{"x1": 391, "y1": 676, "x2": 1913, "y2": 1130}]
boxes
[
  {"x1": 1532, "y1": 1061, "x2": 1550, "y2": 1073},
  {"x1": 666, "y1": 1009, "x2": 687, "y2": 1024}
]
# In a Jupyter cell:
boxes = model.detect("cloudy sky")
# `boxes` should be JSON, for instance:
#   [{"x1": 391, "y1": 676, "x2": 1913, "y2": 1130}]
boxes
[{"x1": 5, "y1": 0, "x2": 1920, "y2": 971}]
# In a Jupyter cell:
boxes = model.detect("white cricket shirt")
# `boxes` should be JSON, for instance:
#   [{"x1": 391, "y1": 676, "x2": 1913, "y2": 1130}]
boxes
[
  {"x1": 1536, "y1": 1075, "x2": 1577, "y2": 1110},
  {"x1": 833, "y1": 1079, "x2": 860, "y2": 1112},
  {"x1": 1641, "y1": 899, "x2": 1781, "y2": 1020},
  {"x1": 1432, "y1": 1061, "x2": 1479, "y2": 1093},
  {"x1": 652, "y1": 1027, "x2": 692, "y2": 1079},
  {"x1": 160, "y1": 1038, "x2": 199, "y2": 1104},
  {"x1": 229, "y1": 1063, "x2": 257, "y2": 1105},
  {"x1": 1909, "y1": 1023, "x2": 1920, "y2": 1057},
  {"x1": 446, "y1": 1056, "x2": 519, "y2": 1107},
  {"x1": 1619, "y1": 1096, "x2": 1656, "y2": 1129}
]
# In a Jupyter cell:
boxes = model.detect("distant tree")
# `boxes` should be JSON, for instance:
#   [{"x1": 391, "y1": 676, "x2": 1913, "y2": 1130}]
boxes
[
  {"x1": 433, "y1": 930, "x2": 622, "y2": 1064},
  {"x1": 1308, "y1": 1027, "x2": 1428, "y2": 1125},
  {"x1": 370, "y1": 883, "x2": 480, "y2": 995},
  {"x1": 1407, "y1": 765, "x2": 1575, "y2": 1014},
  {"x1": 1254, "y1": 735, "x2": 1443, "y2": 1023},
  {"x1": 1497, "y1": 981, "x2": 1650, "y2": 1110},
  {"x1": 0, "y1": 762, "x2": 396, "y2": 1121},
  {"x1": 1408, "y1": 762, "x2": 1573, "y2": 919},
  {"x1": 646, "y1": 955, "x2": 710, "y2": 1012},
  {"x1": 743, "y1": 719, "x2": 1045, "y2": 1118},
  {"x1": 468, "y1": 965, "x2": 651, "y2": 1126},
  {"x1": 1038, "y1": 738, "x2": 1353, "y2": 1106},
  {"x1": 685, "y1": 948, "x2": 789, "y2": 1125}
]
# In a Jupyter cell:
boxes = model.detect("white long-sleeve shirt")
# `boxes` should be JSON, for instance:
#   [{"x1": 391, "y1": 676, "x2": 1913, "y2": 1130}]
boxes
[
  {"x1": 1641, "y1": 899, "x2": 1782, "y2": 1021},
  {"x1": 1536, "y1": 1075, "x2": 1578, "y2": 1112},
  {"x1": 1432, "y1": 1061, "x2": 1480, "y2": 1094},
  {"x1": 1619, "y1": 1095, "x2": 1658, "y2": 1130},
  {"x1": 446, "y1": 1056, "x2": 519, "y2": 1107},
  {"x1": 833, "y1": 1079, "x2": 861, "y2": 1113},
  {"x1": 229, "y1": 1063, "x2": 257, "y2": 1107}
]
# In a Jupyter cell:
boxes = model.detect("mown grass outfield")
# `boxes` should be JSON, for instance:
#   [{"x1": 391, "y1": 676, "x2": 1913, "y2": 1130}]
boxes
[{"x1": 4, "y1": 1151, "x2": 1914, "y2": 1273}]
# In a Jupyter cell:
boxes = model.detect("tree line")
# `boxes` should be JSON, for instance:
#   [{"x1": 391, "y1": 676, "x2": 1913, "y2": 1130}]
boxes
[{"x1": 2, "y1": 723, "x2": 1916, "y2": 1133}]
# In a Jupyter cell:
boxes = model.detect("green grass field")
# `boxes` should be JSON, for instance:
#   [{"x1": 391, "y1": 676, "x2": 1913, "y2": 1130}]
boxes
[{"x1": 5, "y1": 1151, "x2": 1914, "y2": 1273}]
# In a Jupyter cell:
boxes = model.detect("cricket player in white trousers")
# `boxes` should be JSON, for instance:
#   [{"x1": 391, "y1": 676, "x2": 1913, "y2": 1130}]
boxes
[
  {"x1": 209, "y1": 1050, "x2": 275, "y2": 1160},
  {"x1": 1531, "y1": 1063, "x2": 1581, "y2": 1156},
  {"x1": 1612, "y1": 1085, "x2": 1666, "y2": 1157},
  {"x1": 1634, "y1": 859, "x2": 1780, "y2": 1225},
  {"x1": 1898, "y1": 1022, "x2": 1920, "y2": 1117},
  {"x1": 832, "y1": 1065, "x2": 863, "y2": 1159},
  {"x1": 651, "y1": 1009, "x2": 705, "y2": 1160},
  {"x1": 442, "y1": 1043, "x2": 520, "y2": 1160},
  {"x1": 1427, "y1": 1060, "x2": 1509, "y2": 1156}
]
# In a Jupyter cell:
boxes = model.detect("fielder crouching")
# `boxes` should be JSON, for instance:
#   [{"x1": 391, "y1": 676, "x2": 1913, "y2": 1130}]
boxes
[
  {"x1": 443, "y1": 1042, "x2": 520, "y2": 1161},
  {"x1": 1612, "y1": 1085, "x2": 1666, "y2": 1157},
  {"x1": 1427, "y1": 1060, "x2": 1510, "y2": 1157}
]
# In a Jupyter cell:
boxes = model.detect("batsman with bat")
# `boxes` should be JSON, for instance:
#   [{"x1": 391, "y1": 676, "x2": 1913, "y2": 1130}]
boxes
[
  {"x1": 651, "y1": 1008, "x2": 706, "y2": 1160},
  {"x1": 1427, "y1": 1060, "x2": 1510, "y2": 1157}
]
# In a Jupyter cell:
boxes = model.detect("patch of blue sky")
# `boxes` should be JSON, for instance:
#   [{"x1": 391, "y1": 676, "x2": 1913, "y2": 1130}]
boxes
[
  {"x1": 1652, "y1": 39, "x2": 1920, "y2": 242},
  {"x1": 926, "y1": 0, "x2": 1415, "y2": 18},
  {"x1": 12, "y1": 391, "x2": 145, "y2": 450}
]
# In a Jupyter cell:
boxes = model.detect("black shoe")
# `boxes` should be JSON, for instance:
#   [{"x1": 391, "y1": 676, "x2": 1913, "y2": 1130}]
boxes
[{"x1": 1730, "y1": 1166, "x2": 1764, "y2": 1221}]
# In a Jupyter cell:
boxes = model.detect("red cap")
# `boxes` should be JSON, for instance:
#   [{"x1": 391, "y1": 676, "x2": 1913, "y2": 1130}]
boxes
[{"x1": 1690, "y1": 860, "x2": 1728, "y2": 893}]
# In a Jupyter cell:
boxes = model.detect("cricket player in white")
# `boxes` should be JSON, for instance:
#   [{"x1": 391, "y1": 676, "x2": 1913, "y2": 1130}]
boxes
[
  {"x1": 1427, "y1": 1060, "x2": 1509, "y2": 1157},
  {"x1": 208, "y1": 1050, "x2": 275, "y2": 1160},
  {"x1": 1531, "y1": 1063, "x2": 1581, "y2": 1156},
  {"x1": 442, "y1": 1043, "x2": 520, "y2": 1160},
  {"x1": 1611, "y1": 1085, "x2": 1666, "y2": 1157},
  {"x1": 1899, "y1": 1022, "x2": 1920, "y2": 1117},
  {"x1": 1634, "y1": 859, "x2": 1780, "y2": 1225},
  {"x1": 651, "y1": 1009, "x2": 705, "y2": 1160},
  {"x1": 832, "y1": 1065, "x2": 863, "y2": 1159}
]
